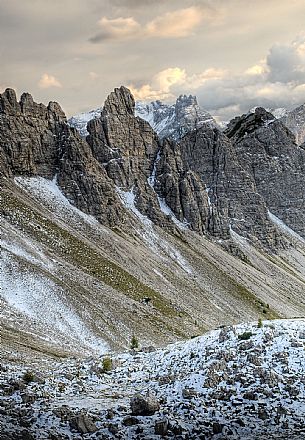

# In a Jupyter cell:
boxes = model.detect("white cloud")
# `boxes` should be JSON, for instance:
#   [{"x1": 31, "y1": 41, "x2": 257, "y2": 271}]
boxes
[
  {"x1": 130, "y1": 33, "x2": 305, "y2": 119},
  {"x1": 129, "y1": 84, "x2": 171, "y2": 101},
  {"x1": 90, "y1": 6, "x2": 208, "y2": 43},
  {"x1": 129, "y1": 67, "x2": 226, "y2": 101},
  {"x1": 38, "y1": 73, "x2": 62, "y2": 89},
  {"x1": 89, "y1": 71, "x2": 99, "y2": 80},
  {"x1": 154, "y1": 67, "x2": 187, "y2": 92},
  {"x1": 97, "y1": 16, "x2": 141, "y2": 40},
  {"x1": 184, "y1": 68, "x2": 227, "y2": 89},
  {"x1": 130, "y1": 67, "x2": 187, "y2": 101},
  {"x1": 245, "y1": 64, "x2": 266, "y2": 76},
  {"x1": 145, "y1": 7, "x2": 204, "y2": 38}
]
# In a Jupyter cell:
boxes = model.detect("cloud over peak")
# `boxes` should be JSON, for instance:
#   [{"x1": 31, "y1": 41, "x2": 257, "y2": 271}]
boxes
[
  {"x1": 129, "y1": 67, "x2": 226, "y2": 101},
  {"x1": 129, "y1": 33, "x2": 305, "y2": 120}
]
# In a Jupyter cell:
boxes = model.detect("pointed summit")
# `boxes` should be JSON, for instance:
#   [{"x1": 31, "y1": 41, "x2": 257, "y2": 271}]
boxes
[
  {"x1": 0, "y1": 88, "x2": 20, "y2": 114},
  {"x1": 103, "y1": 86, "x2": 135, "y2": 117}
]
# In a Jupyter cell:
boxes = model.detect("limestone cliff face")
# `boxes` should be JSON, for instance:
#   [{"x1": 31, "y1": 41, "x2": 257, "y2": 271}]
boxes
[
  {"x1": 226, "y1": 108, "x2": 305, "y2": 238},
  {"x1": 86, "y1": 87, "x2": 282, "y2": 246},
  {"x1": 87, "y1": 86, "x2": 159, "y2": 188},
  {"x1": 87, "y1": 86, "x2": 211, "y2": 234},
  {"x1": 153, "y1": 138, "x2": 210, "y2": 234},
  {"x1": 154, "y1": 124, "x2": 281, "y2": 247},
  {"x1": 0, "y1": 88, "x2": 65, "y2": 179},
  {"x1": 1, "y1": 86, "x2": 302, "y2": 249},
  {"x1": 0, "y1": 88, "x2": 125, "y2": 227}
]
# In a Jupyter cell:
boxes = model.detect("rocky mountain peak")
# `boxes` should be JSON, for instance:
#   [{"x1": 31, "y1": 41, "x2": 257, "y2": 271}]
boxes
[
  {"x1": 0, "y1": 88, "x2": 20, "y2": 114},
  {"x1": 103, "y1": 86, "x2": 135, "y2": 117},
  {"x1": 176, "y1": 94, "x2": 198, "y2": 107},
  {"x1": 19, "y1": 92, "x2": 36, "y2": 113},
  {"x1": 47, "y1": 101, "x2": 67, "y2": 122},
  {"x1": 225, "y1": 107, "x2": 275, "y2": 140},
  {"x1": 0, "y1": 88, "x2": 66, "y2": 122}
]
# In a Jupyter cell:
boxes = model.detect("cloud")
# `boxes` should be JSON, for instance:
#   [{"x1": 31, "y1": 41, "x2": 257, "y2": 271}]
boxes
[
  {"x1": 145, "y1": 7, "x2": 204, "y2": 38},
  {"x1": 128, "y1": 33, "x2": 305, "y2": 119},
  {"x1": 245, "y1": 64, "x2": 266, "y2": 76},
  {"x1": 89, "y1": 71, "x2": 99, "y2": 80},
  {"x1": 266, "y1": 35, "x2": 305, "y2": 84},
  {"x1": 90, "y1": 16, "x2": 141, "y2": 42},
  {"x1": 130, "y1": 67, "x2": 187, "y2": 101},
  {"x1": 107, "y1": 0, "x2": 165, "y2": 7},
  {"x1": 38, "y1": 74, "x2": 62, "y2": 89},
  {"x1": 90, "y1": 6, "x2": 206, "y2": 43},
  {"x1": 129, "y1": 67, "x2": 226, "y2": 101}
]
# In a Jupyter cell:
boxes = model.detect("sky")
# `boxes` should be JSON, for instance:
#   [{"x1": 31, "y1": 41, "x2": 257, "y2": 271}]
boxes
[{"x1": 1, "y1": 0, "x2": 305, "y2": 120}]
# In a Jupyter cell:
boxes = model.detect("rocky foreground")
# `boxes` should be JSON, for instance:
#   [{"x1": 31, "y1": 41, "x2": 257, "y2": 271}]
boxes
[{"x1": 0, "y1": 319, "x2": 305, "y2": 439}]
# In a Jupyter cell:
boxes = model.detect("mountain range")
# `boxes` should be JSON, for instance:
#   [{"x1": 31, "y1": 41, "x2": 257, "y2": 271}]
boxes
[
  {"x1": 69, "y1": 94, "x2": 305, "y2": 146},
  {"x1": 1, "y1": 85, "x2": 305, "y2": 363},
  {"x1": 1, "y1": 85, "x2": 305, "y2": 438}
]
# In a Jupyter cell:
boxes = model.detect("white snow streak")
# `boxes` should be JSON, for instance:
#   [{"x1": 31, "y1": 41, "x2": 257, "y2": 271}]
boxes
[
  {"x1": 268, "y1": 210, "x2": 305, "y2": 244},
  {"x1": 116, "y1": 186, "x2": 192, "y2": 274},
  {"x1": 15, "y1": 176, "x2": 101, "y2": 228}
]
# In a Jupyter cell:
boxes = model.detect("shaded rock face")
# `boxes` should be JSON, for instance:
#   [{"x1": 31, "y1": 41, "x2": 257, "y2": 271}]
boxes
[
  {"x1": 87, "y1": 86, "x2": 160, "y2": 188},
  {"x1": 0, "y1": 88, "x2": 125, "y2": 228},
  {"x1": 154, "y1": 139, "x2": 210, "y2": 234},
  {"x1": 0, "y1": 86, "x2": 300, "y2": 249},
  {"x1": 86, "y1": 88, "x2": 282, "y2": 246},
  {"x1": 226, "y1": 107, "x2": 305, "y2": 238},
  {"x1": 156, "y1": 124, "x2": 281, "y2": 246},
  {"x1": 87, "y1": 87, "x2": 211, "y2": 234}
]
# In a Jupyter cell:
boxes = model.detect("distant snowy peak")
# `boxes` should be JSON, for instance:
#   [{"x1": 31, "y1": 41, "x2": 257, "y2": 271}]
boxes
[
  {"x1": 69, "y1": 96, "x2": 217, "y2": 141},
  {"x1": 135, "y1": 95, "x2": 217, "y2": 141},
  {"x1": 280, "y1": 103, "x2": 305, "y2": 145},
  {"x1": 68, "y1": 107, "x2": 102, "y2": 137},
  {"x1": 135, "y1": 100, "x2": 175, "y2": 136},
  {"x1": 69, "y1": 97, "x2": 305, "y2": 146},
  {"x1": 269, "y1": 107, "x2": 289, "y2": 119},
  {"x1": 249, "y1": 106, "x2": 288, "y2": 119}
]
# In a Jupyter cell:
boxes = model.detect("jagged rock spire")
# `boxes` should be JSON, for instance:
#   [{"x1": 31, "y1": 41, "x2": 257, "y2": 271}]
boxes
[{"x1": 103, "y1": 86, "x2": 135, "y2": 117}]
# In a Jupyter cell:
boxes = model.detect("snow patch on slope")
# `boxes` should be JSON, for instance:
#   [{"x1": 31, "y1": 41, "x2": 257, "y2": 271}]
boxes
[
  {"x1": 2, "y1": 319, "x2": 305, "y2": 439},
  {"x1": 15, "y1": 176, "x2": 102, "y2": 229},
  {"x1": 158, "y1": 197, "x2": 189, "y2": 229},
  {"x1": 116, "y1": 187, "x2": 192, "y2": 274},
  {"x1": 0, "y1": 250, "x2": 108, "y2": 354}
]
